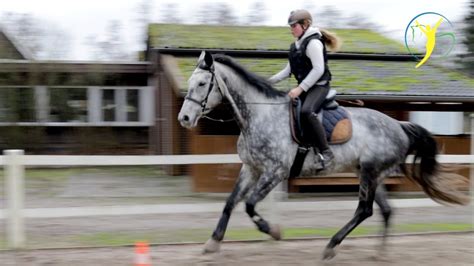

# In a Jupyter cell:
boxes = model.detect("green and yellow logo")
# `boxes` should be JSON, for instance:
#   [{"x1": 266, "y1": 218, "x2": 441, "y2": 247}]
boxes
[{"x1": 404, "y1": 12, "x2": 456, "y2": 68}]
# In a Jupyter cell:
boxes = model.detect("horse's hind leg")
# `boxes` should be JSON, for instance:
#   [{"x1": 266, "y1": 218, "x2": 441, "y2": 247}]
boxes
[
  {"x1": 323, "y1": 164, "x2": 379, "y2": 260},
  {"x1": 203, "y1": 165, "x2": 256, "y2": 253},
  {"x1": 245, "y1": 169, "x2": 286, "y2": 240},
  {"x1": 375, "y1": 183, "x2": 392, "y2": 248}
]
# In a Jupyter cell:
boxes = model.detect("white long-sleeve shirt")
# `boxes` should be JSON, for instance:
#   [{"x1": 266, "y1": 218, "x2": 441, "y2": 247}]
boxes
[{"x1": 269, "y1": 27, "x2": 326, "y2": 91}]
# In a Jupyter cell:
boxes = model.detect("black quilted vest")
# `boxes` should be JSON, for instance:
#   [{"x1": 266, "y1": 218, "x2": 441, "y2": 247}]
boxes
[{"x1": 289, "y1": 33, "x2": 331, "y2": 85}]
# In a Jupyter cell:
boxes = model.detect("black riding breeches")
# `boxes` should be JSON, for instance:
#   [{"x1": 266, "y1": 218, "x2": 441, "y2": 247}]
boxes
[
  {"x1": 299, "y1": 83, "x2": 330, "y2": 144},
  {"x1": 300, "y1": 83, "x2": 329, "y2": 118}
]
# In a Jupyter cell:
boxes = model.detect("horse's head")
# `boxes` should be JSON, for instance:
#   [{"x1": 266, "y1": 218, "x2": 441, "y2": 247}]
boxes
[{"x1": 178, "y1": 51, "x2": 224, "y2": 129}]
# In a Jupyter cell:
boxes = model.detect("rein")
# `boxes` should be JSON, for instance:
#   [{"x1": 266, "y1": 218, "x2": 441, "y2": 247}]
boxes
[{"x1": 185, "y1": 67, "x2": 290, "y2": 124}]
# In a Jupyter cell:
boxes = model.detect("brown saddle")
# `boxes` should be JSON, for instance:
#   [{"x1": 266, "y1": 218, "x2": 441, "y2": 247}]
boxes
[{"x1": 289, "y1": 95, "x2": 352, "y2": 145}]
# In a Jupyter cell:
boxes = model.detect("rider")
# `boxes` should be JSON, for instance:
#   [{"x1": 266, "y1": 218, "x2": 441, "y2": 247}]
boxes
[{"x1": 269, "y1": 9, "x2": 340, "y2": 169}]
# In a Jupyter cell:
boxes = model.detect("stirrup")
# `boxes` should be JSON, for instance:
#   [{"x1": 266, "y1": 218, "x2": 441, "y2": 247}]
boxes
[
  {"x1": 298, "y1": 146, "x2": 310, "y2": 153},
  {"x1": 317, "y1": 152, "x2": 326, "y2": 169},
  {"x1": 315, "y1": 149, "x2": 333, "y2": 170}
]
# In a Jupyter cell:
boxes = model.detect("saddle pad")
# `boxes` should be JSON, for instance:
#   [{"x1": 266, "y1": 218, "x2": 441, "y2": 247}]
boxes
[{"x1": 323, "y1": 107, "x2": 352, "y2": 144}]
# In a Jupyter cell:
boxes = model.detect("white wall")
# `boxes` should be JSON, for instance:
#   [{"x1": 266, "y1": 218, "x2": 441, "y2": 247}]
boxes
[{"x1": 409, "y1": 111, "x2": 464, "y2": 135}]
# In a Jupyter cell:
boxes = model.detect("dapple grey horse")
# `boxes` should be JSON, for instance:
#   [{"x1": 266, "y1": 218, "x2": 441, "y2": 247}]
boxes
[{"x1": 177, "y1": 51, "x2": 468, "y2": 259}]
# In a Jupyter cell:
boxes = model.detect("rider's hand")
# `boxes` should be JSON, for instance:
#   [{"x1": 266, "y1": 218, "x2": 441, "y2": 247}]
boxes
[{"x1": 288, "y1": 86, "x2": 304, "y2": 99}]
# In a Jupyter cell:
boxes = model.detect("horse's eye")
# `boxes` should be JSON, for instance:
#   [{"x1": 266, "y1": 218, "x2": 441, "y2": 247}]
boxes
[{"x1": 198, "y1": 82, "x2": 206, "y2": 87}]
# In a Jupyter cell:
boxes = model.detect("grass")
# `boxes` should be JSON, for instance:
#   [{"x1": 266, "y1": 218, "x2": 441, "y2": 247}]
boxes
[{"x1": 12, "y1": 222, "x2": 468, "y2": 249}]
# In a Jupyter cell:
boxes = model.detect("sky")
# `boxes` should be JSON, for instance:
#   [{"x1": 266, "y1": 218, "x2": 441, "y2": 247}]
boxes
[{"x1": 0, "y1": 0, "x2": 470, "y2": 60}]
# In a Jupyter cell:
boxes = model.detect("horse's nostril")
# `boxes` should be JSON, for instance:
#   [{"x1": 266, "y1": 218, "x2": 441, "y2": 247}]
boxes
[{"x1": 183, "y1": 115, "x2": 190, "y2": 122}]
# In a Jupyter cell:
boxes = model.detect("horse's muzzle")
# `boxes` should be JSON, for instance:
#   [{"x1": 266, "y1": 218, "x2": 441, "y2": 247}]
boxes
[{"x1": 178, "y1": 112, "x2": 198, "y2": 129}]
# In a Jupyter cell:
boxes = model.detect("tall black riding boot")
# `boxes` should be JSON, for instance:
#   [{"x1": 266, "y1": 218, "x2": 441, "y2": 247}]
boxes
[{"x1": 307, "y1": 112, "x2": 334, "y2": 169}]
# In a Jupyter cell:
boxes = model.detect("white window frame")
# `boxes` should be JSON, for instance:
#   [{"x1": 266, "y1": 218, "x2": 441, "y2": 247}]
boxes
[{"x1": 0, "y1": 86, "x2": 154, "y2": 127}]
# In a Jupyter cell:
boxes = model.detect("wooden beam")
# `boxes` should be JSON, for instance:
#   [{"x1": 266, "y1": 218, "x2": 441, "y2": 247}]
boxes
[
  {"x1": 0, "y1": 60, "x2": 153, "y2": 74},
  {"x1": 289, "y1": 175, "x2": 403, "y2": 186}
]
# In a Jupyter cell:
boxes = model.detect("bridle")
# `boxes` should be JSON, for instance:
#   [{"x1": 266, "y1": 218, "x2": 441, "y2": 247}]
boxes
[
  {"x1": 183, "y1": 63, "x2": 289, "y2": 126},
  {"x1": 184, "y1": 68, "x2": 222, "y2": 113}
]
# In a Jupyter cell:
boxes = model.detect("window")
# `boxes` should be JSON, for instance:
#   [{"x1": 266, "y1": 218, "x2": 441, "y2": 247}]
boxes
[
  {"x1": 0, "y1": 86, "x2": 150, "y2": 125},
  {"x1": 102, "y1": 89, "x2": 115, "y2": 122},
  {"x1": 49, "y1": 87, "x2": 87, "y2": 122},
  {"x1": 126, "y1": 89, "x2": 139, "y2": 122},
  {"x1": 0, "y1": 87, "x2": 35, "y2": 122}
]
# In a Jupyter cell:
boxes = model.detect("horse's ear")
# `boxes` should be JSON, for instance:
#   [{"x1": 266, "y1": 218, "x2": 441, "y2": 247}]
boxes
[
  {"x1": 198, "y1": 51, "x2": 206, "y2": 63},
  {"x1": 197, "y1": 50, "x2": 214, "y2": 70},
  {"x1": 204, "y1": 50, "x2": 214, "y2": 68}
]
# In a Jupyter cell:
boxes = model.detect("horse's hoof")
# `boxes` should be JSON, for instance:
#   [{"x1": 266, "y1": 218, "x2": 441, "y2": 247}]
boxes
[
  {"x1": 377, "y1": 239, "x2": 388, "y2": 256},
  {"x1": 203, "y1": 238, "x2": 221, "y2": 254},
  {"x1": 322, "y1": 247, "x2": 337, "y2": 260},
  {"x1": 269, "y1": 224, "x2": 282, "y2": 240}
]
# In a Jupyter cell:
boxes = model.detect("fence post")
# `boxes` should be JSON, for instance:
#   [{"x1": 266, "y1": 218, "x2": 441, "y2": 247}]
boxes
[
  {"x1": 470, "y1": 114, "x2": 474, "y2": 219},
  {"x1": 4, "y1": 149, "x2": 25, "y2": 249}
]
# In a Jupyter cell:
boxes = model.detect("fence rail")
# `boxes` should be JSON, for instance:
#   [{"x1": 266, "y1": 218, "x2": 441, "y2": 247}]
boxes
[
  {"x1": 2, "y1": 150, "x2": 473, "y2": 249},
  {"x1": 1, "y1": 154, "x2": 473, "y2": 166}
]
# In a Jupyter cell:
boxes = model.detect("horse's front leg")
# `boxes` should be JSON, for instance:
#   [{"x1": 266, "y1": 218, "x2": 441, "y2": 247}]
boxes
[
  {"x1": 203, "y1": 164, "x2": 256, "y2": 254},
  {"x1": 244, "y1": 167, "x2": 287, "y2": 240}
]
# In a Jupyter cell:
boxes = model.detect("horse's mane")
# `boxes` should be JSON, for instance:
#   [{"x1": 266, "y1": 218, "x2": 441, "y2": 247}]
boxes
[{"x1": 212, "y1": 54, "x2": 287, "y2": 98}]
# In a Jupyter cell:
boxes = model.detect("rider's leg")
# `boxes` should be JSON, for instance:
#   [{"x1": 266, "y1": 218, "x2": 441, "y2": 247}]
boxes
[
  {"x1": 307, "y1": 112, "x2": 334, "y2": 168},
  {"x1": 300, "y1": 84, "x2": 333, "y2": 167}
]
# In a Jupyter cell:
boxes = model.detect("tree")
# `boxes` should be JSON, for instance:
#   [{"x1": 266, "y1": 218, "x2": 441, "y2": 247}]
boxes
[
  {"x1": 346, "y1": 13, "x2": 378, "y2": 30},
  {"x1": 197, "y1": 3, "x2": 238, "y2": 25},
  {"x1": 133, "y1": 0, "x2": 153, "y2": 57},
  {"x1": 196, "y1": 3, "x2": 214, "y2": 24},
  {"x1": 215, "y1": 3, "x2": 238, "y2": 25},
  {"x1": 302, "y1": 1, "x2": 316, "y2": 15},
  {"x1": 246, "y1": 1, "x2": 268, "y2": 25},
  {"x1": 1, "y1": 12, "x2": 42, "y2": 55},
  {"x1": 1, "y1": 12, "x2": 71, "y2": 59},
  {"x1": 461, "y1": 0, "x2": 474, "y2": 74},
  {"x1": 39, "y1": 21, "x2": 71, "y2": 59},
  {"x1": 313, "y1": 5, "x2": 345, "y2": 29},
  {"x1": 160, "y1": 3, "x2": 182, "y2": 24},
  {"x1": 86, "y1": 20, "x2": 129, "y2": 61}
]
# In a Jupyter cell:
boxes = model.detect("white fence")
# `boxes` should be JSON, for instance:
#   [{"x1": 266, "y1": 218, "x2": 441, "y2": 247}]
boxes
[{"x1": 2, "y1": 150, "x2": 473, "y2": 249}]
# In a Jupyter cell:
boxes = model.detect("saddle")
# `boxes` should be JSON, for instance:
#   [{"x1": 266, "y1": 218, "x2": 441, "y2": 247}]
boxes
[
  {"x1": 289, "y1": 89, "x2": 352, "y2": 178},
  {"x1": 290, "y1": 89, "x2": 352, "y2": 145}
]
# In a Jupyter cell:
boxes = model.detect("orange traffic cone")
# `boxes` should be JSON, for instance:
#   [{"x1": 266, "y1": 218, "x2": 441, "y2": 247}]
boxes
[{"x1": 134, "y1": 241, "x2": 151, "y2": 266}]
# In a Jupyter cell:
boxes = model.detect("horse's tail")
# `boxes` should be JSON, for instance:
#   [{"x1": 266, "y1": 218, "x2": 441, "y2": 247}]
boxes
[{"x1": 400, "y1": 122, "x2": 469, "y2": 205}]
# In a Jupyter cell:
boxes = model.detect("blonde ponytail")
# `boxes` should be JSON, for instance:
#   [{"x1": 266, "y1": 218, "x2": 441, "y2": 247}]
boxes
[{"x1": 320, "y1": 29, "x2": 342, "y2": 52}]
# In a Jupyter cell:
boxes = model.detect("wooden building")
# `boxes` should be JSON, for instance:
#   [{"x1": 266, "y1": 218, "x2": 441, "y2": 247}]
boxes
[
  {"x1": 0, "y1": 27, "x2": 155, "y2": 154},
  {"x1": 0, "y1": 24, "x2": 472, "y2": 192},
  {"x1": 147, "y1": 24, "x2": 473, "y2": 192}
]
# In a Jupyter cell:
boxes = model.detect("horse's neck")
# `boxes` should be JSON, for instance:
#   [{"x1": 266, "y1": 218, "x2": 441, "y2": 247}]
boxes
[
  {"x1": 216, "y1": 64, "x2": 288, "y2": 131},
  {"x1": 217, "y1": 66, "x2": 266, "y2": 104}
]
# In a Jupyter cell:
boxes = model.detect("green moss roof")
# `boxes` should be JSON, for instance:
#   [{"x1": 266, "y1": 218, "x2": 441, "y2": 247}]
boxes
[
  {"x1": 150, "y1": 24, "x2": 473, "y2": 97},
  {"x1": 149, "y1": 24, "x2": 407, "y2": 54},
  {"x1": 174, "y1": 57, "x2": 474, "y2": 97}
]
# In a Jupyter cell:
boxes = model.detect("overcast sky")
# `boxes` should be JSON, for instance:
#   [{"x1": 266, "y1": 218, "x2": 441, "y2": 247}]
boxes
[{"x1": 0, "y1": 0, "x2": 470, "y2": 60}]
